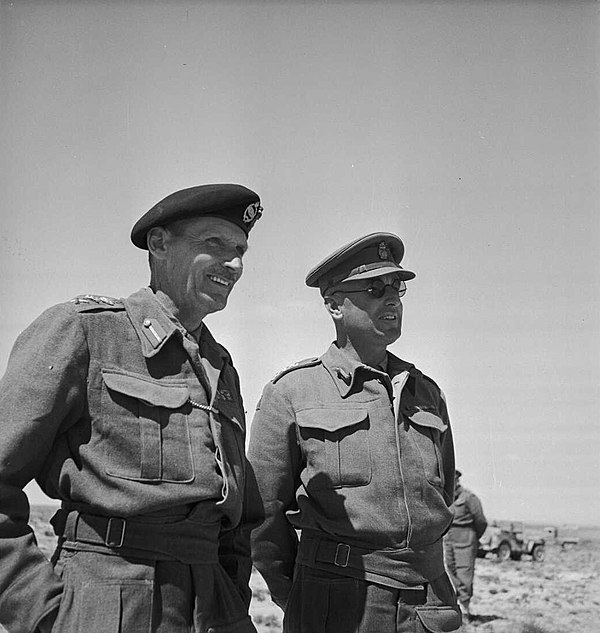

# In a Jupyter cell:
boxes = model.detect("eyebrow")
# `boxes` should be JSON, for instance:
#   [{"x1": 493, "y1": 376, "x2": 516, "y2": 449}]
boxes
[{"x1": 202, "y1": 231, "x2": 248, "y2": 249}]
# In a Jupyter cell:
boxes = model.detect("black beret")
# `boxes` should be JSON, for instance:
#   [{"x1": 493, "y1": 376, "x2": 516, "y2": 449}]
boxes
[
  {"x1": 305, "y1": 232, "x2": 416, "y2": 292},
  {"x1": 131, "y1": 183, "x2": 262, "y2": 249}
]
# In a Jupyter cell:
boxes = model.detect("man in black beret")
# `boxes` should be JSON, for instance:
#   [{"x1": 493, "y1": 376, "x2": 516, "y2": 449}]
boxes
[
  {"x1": 248, "y1": 232, "x2": 462, "y2": 632},
  {"x1": 0, "y1": 184, "x2": 263, "y2": 633}
]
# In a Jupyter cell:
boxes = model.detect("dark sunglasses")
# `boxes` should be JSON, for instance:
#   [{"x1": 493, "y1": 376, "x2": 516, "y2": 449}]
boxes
[{"x1": 339, "y1": 278, "x2": 407, "y2": 299}]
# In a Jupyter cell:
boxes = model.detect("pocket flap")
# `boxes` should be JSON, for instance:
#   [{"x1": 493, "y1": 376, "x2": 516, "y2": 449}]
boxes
[
  {"x1": 415, "y1": 605, "x2": 462, "y2": 632},
  {"x1": 407, "y1": 409, "x2": 447, "y2": 433},
  {"x1": 296, "y1": 408, "x2": 368, "y2": 433},
  {"x1": 101, "y1": 369, "x2": 189, "y2": 408}
]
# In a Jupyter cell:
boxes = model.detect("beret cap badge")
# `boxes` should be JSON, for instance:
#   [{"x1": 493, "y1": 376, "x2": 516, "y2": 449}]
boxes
[{"x1": 243, "y1": 202, "x2": 262, "y2": 225}]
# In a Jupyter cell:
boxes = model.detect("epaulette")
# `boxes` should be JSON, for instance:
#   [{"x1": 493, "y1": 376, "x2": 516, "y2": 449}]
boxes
[
  {"x1": 70, "y1": 294, "x2": 124, "y2": 310},
  {"x1": 272, "y1": 357, "x2": 321, "y2": 383}
]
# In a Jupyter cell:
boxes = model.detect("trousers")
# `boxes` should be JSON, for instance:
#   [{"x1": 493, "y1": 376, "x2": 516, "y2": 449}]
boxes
[
  {"x1": 42, "y1": 546, "x2": 255, "y2": 633},
  {"x1": 282, "y1": 565, "x2": 461, "y2": 633},
  {"x1": 443, "y1": 527, "x2": 479, "y2": 609}
]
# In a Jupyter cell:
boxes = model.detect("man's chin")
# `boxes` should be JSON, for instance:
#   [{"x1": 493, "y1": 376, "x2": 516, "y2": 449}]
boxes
[
  {"x1": 378, "y1": 327, "x2": 401, "y2": 345},
  {"x1": 203, "y1": 295, "x2": 229, "y2": 315}
]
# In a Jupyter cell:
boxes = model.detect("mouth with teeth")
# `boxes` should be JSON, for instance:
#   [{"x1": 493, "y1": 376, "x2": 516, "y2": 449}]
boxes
[
  {"x1": 207, "y1": 274, "x2": 234, "y2": 289},
  {"x1": 380, "y1": 313, "x2": 397, "y2": 321}
]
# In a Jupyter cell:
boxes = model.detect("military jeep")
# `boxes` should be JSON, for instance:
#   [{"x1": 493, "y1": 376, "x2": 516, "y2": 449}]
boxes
[{"x1": 477, "y1": 520, "x2": 545, "y2": 562}]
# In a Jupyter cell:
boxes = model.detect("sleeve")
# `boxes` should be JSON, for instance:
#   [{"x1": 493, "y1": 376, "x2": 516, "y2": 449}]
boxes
[
  {"x1": 218, "y1": 462, "x2": 265, "y2": 610},
  {"x1": 217, "y1": 500, "x2": 254, "y2": 610},
  {"x1": 247, "y1": 380, "x2": 302, "y2": 610},
  {"x1": 0, "y1": 304, "x2": 88, "y2": 633},
  {"x1": 438, "y1": 390, "x2": 457, "y2": 508},
  {"x1": 217, "y1": 365, "x2": 264, "y2": 610},
  {"x1": 467, "y1": 493, "x2": 488, "y2": 539}
]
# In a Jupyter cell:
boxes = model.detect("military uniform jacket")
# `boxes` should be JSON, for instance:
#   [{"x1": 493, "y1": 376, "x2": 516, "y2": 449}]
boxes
[
  {"x1": 448, "y1": 487, "x2": 488, "y2": 539},
  {"x1": 248, "y1": 343, "x2": 456, "y2": 607},
  {"x1": 0, "y1": 287, "x2": 255, "y2": 633}
]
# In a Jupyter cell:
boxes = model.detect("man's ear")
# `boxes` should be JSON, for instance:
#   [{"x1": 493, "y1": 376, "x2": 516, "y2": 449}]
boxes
[
  {"x1": 147, "y1": 226, "x2": 169, "y2": 260},
  {"x1": 324, "y1": 295, "x2": 343, "y2": 321}
]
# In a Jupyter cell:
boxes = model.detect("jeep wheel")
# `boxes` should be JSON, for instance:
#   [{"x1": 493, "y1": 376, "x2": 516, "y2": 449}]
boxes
[
  {"x1": 561, "y1": 541, "x2": 575, "y2": 551},
  {"x1": 531, "y1": 544, "x2": 545, "y2": 562},
  {"x1": 497, "y1": 541, "x2": 512, "y2": 562}
]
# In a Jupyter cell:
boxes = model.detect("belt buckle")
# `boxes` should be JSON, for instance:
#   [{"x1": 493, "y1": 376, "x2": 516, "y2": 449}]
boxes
[
  {"x1": 334, "y1": 543, "x2": 350, "y2": 567},
  {"x1": 105, "y1": 517, "x2": 126, "y2": 548}
]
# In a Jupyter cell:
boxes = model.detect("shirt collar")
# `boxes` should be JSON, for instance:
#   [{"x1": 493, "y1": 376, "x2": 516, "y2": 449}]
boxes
[
  {"x1": 320, "y1": 342, "x2": 415, "y2": 397},
  {"x1": 123, "y1": 287, "x2": 230, "y2": 364},
  {"x1": 122, "y1": 288, "x2": 181, "y2": 358},
  {"x1": 150, "y1": 290, "x2": 229, "y2": 367},
  {"x1": 195, "y1": 319, "x2": 230, "y2": 368}
]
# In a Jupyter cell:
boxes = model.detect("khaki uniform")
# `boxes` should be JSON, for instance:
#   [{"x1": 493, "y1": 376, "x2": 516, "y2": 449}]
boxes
[
  {"x1": 248, "y1": 343, "x2": 461, "y2": 633},
  {"x1": 443, "y1": 485, "x2": 487, "y2": 611},
  {"x1": 0, "y1": 287, "x2": 258, "y2": 633}
]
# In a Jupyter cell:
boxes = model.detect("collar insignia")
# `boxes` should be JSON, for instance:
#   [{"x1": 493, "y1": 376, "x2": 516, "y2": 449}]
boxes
[
  {"x1": 335, "y1": 367, "x2": 352, "y2": 385},
  {"x1": 217, "y1": 388, "x2": 233, "y2": 401}
]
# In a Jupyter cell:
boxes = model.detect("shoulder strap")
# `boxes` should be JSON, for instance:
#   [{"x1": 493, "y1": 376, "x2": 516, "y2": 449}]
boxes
[
  {"x1": 272, "y1": 357, "x2": 321, "y2": 383},
  {"x1": 70, "y1": 294, "x2": 124, "y2": 311}
]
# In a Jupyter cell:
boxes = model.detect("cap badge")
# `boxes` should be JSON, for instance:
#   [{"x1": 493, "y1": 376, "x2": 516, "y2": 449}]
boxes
[
  {"x1": 243, "y1": 202, "x2": 262, "y2": 225},
  {"x1": 378, "y1": 241, "x2": 390, "y2": 260}
]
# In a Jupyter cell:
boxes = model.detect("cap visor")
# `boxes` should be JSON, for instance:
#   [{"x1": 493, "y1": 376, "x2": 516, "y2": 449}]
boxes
[{"x1": 343, "y1": 265, "x2": 416, "y2": 282}]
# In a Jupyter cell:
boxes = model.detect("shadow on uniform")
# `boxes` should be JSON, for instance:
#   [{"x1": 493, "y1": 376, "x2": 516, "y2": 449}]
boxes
[{"x1": 284, "y1": 472, "x2": 369, "y2": 632}]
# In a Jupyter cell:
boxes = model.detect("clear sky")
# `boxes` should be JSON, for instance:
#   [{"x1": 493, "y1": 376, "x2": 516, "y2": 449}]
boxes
[{"x1": 1, "y1": 0, "x2": 598, "y2": 526}]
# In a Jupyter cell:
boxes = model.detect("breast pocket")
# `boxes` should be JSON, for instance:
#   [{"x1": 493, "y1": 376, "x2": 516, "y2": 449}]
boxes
[
  {"x1": 100, "y1": 368, "x2": 195, "y2": 483},
  {"x1": 405, "y1": 408, "x2": 447, "y2": 489},
  {"x1": 296, "y1": 408, "x2": 371, "y2": 489}
]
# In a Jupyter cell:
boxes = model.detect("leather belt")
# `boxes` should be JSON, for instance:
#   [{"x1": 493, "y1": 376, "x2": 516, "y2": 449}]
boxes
[
  {"x1": 51, "y1": 508, "x2": 221, "y2": 564},
  {"x1": 298, "y1": 531, "x2": 432, "y2": 592}
]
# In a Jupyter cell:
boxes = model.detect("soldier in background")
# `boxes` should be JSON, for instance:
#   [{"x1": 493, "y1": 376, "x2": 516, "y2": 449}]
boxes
[
  {"x1": 0, "y1": 184, "x2": 263, "y2": 633},
  {"x1": 443, "y1": 469, "x2": 488, "y2": 621}
]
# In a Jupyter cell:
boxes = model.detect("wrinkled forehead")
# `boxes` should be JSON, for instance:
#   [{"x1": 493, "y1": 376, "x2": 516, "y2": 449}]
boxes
[{"x1": 169, "y1": 215, "x2": 248, "y2": 247}]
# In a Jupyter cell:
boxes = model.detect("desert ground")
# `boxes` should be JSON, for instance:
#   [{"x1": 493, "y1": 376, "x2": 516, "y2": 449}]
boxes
[
  {"x1": 249, "y1": 526, "x2": 600, "y2": 633},
  {"x1": 2, "y1": 508, "x2": 599, "y2": 633}
]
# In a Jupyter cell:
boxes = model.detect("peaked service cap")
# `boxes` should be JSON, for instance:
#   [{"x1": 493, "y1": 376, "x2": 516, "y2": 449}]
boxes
[
  {"x1": 305, "y1": 232, "x2": 416, "y2": 293},
  {"x1": 131, "y1": 183, "x2": 262, "y2": 249}
]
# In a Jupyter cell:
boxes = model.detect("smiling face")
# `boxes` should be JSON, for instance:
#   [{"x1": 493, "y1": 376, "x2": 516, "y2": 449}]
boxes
[
  {"x1": 328, "y1": 273, "x2": 404, "y2": 348},
  {"x1": 150, "y1": 216, "x2": 248, "y2": 331}
]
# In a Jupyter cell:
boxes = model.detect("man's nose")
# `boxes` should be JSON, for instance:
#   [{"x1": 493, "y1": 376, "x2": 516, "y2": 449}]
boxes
[
  {"x1": 224, "y1": 255, "x2": 244, "y2": 275},
  {"x1": 383, "y1": 287, "x2": 401, "y2": 305}
]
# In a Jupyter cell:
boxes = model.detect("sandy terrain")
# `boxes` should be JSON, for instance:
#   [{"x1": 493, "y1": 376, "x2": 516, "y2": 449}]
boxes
[
  {"x1": 249, "y1": 525, "x2": 600, "y2": 633},
  {"x1": 2, "y1": 508, "x2": 598, "y2": 632}
]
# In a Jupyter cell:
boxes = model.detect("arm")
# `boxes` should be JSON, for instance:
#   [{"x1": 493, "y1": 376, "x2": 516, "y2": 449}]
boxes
[
  {"x1": 247, "y1": 381, "x2": 301, "y2": 610},
  {"x1": 218, "y1": 457, "x2": 265, "y2": 610},
  {"x1": 466, "y1": 493, "x2": 488, "y2": 539},
  {"x1": 438, "y1": 391, "x2": 456, "y2": 507},
  {"x1": 0, "y1": 304, "x2": 88, "y2": 633},
  {"x1": 216, "y1": 364, "x2": 262, "y2": 610}
]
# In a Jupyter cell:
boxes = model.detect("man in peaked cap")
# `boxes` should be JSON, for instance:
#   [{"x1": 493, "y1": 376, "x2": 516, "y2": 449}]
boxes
[
  {"x1": 0, "y1": 184, "x2": 263, "y2": 633},
  {"x1": 248, "y1": 232, "x2": 462, "y2": 632}
]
